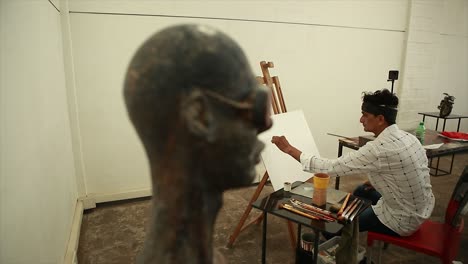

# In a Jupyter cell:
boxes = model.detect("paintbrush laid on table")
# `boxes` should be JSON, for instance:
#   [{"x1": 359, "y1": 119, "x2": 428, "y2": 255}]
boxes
[
  {"x1": 288, "y1": 201, "x2": 336, "y2": 222},
  {"x1": 289, "y1": 199, "x2": 335, "y2": 218},
  {"x1": 279, "y1": 203, "x2": 335, "y2": 222},
  {"x1": 278, "y1": 204, "x2": 322, "y2": 221}
]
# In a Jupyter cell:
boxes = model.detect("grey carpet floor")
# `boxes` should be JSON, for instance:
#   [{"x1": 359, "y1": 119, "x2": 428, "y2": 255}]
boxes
[{"x1": 78, "y1": 153, "x2": 468, "y2": 264}]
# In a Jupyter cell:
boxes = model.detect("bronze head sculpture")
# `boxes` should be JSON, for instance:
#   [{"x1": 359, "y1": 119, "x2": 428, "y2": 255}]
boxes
[
  {"x1": 124, "y1": 24, "x2": 272, "y2": 263},
  {"x1": 438, "y1": 93, "x2": 455, "y2": 117}
]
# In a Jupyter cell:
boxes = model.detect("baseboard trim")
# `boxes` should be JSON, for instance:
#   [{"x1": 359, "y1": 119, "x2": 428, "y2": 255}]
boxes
[
  {"x1": 80, "y1": 188, "x2": 152, "y2": 209},
  {"x1": 64, "y1": 200, "x2": 84, "y2": 264},
  {"x1": 62, "y1": 189, "x2": 152, "y2": 263}
]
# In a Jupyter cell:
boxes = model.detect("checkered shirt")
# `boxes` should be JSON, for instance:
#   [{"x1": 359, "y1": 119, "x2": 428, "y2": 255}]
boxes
[{"x1": 300, "y1": 124, "x2": 435, "y2": 236}]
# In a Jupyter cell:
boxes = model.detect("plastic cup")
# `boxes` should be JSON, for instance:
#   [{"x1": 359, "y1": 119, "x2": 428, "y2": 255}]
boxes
[
  {"x1": 313, "y1": 173, "x2": 330, "y2": 189},
  {"x1": 312, "y1": 173, "x2": 330, "y2": 206}
]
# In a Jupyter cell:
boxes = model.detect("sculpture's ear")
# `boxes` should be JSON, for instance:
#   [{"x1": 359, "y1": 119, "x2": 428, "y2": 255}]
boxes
[{"x1": 180, "y1": 89, "x2": 215, "y2": 141}]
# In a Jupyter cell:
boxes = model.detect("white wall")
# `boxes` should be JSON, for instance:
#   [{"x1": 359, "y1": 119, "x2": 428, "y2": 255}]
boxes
[
  {"x1": 1, "y1": 1, "x2": 465, "y2": 261},
  {"x1": 0, "y1": 0, "x2": 78, "y2": 263},
  {"x1": 67, "y1": 0, "x2": 408, "y2": 197}
]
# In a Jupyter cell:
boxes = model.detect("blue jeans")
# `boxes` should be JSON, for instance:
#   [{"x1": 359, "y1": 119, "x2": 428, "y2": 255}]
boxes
[{"x1": 353, "y1": 184, "x2": 399, "y2": 237}]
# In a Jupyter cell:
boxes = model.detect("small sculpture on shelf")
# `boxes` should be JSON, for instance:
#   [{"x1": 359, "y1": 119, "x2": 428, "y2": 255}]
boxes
[{"x1": 437, "y1": 93, "x2": 455, "y2": 117}]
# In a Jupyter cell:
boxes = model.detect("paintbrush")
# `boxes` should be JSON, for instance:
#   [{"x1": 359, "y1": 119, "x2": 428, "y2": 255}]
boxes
[
  {"x1": 279, "y1": 203, "x2": 321, "y2": 220},
  {"x1": 289, "y1": 199, "x2": 334, "y2": 217},
  {"x1": 343, "y1": 200, "x2": 362, "y2": 221},
  {"x1": 327, "y1": 133, "x2": 355, "y2": 141},
  {"x1": 338, "y1": 198, "x2": 357, "y2": 222},
  {"x1": 348, "y1": 201, "x2": 364, "y2": 222},
  {"x1": 288, "y1": 202, "x2": 336, "y2": 222},
  {"x1": 337, "y1": 193, "x2": 351, "y2": 216}
]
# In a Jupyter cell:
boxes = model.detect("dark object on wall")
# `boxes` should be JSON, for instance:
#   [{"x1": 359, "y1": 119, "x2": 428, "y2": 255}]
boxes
[
  {"x1": 438, "y1": 93, "x2": 456, "y2": 117},
  {"x1": 388, "y1": 70, "x2": 399, "y2": 81},
  {"x1": 387, "y1": 70, "x2": 399, "y2": 93}
]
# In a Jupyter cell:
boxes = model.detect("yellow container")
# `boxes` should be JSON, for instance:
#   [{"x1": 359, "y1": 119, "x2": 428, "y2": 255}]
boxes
[{"x1": 313, "y1": 173, "x2": 330, "y2": 189}]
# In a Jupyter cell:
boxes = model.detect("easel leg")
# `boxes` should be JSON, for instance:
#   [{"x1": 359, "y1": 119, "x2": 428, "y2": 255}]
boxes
[
  {"x1": 227, "y1": 172, "x2": 269, "y2": 247},
  {"x1": 287, "y1": 221, "x2": 297, "y2": 250}
]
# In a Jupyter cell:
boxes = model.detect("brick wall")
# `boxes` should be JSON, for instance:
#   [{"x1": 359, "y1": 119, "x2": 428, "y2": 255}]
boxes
[
  {"x1": 398, "y1": 0, "x2": 468, "y2": 132},
  {"x1": 397, "y1": 0, "x2": 442, "y2": 130}
]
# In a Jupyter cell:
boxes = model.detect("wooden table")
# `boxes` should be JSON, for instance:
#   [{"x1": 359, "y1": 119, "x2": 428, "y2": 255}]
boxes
[
  {"x1": 418, "y1": 112, "x2": 468, "y2": 132},
  {"x1": 335, "y1": 130, "x2": 468, "y2": 188}
]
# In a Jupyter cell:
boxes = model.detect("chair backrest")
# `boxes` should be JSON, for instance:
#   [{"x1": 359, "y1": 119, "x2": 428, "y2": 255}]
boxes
[{"x1": 445, "y1": 165, "x2": 468, "y2": 227}]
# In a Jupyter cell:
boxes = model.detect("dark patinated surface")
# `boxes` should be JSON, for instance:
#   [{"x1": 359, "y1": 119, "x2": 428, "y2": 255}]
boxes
[{"x1": 123, "y1": 24, "x2": 267, "y2": 264}]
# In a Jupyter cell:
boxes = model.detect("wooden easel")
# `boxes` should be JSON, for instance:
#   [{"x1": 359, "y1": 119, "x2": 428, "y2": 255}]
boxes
[{"x1": 227, "y1": 61, "x2": 296, "y2": 249}]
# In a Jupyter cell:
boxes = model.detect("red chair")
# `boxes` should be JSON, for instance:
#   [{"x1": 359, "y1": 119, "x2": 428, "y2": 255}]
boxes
[{"x1": 367, "y1": 165, "x2": 468, "y2": 264}]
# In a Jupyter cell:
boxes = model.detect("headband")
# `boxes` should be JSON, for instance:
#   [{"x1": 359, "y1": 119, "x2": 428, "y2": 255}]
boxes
[{"x1": 361, "y1": 102, "x2": 398, "y2": 124}]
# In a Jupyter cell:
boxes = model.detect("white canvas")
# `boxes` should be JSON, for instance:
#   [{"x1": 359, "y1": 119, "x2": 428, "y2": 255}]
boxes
[{"x1": 258, "y1": 110, "x2": 321, "y2": 191}]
